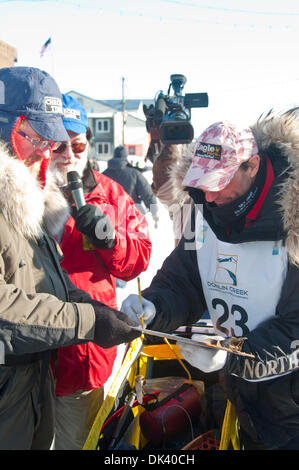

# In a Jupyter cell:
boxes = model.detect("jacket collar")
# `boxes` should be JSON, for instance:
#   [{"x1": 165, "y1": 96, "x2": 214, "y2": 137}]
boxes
[{"x1": 82, "y1": 159, "x2": 97, "y2": 194}]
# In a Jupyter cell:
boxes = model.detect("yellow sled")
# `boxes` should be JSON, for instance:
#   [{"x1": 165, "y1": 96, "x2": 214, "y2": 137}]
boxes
[{"x1": 83, "y1": 335, "x2": 240, "y2": 451}]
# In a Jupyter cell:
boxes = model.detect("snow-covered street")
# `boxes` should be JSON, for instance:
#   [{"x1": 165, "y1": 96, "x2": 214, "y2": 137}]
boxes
[{"x1": 116, "y1": 171, "x2": 175, "y2": 309}]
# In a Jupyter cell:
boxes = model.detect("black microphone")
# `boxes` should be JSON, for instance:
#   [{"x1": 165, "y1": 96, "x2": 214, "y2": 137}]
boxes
[{"x1": 67, "y1": 171, "x2": 85, "y2": 209}]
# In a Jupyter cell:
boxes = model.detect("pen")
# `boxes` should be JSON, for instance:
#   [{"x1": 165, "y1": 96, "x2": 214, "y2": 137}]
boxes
[{"x1": 137, "y1": 277, "x2": 144, "y2": 329}]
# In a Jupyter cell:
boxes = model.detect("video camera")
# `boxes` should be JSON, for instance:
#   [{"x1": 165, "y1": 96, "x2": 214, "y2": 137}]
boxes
[{"x1": 143, "y1": 74, "x2": 208, "y2": 151}]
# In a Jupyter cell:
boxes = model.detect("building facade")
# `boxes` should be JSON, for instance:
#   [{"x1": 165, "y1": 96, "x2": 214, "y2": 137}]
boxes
[{"x1": 67, "y1": 91, "x2": 152, "y2": 162}]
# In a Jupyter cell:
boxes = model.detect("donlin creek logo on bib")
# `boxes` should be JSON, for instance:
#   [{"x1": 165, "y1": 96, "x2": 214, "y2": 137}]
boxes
[
  {"x1": 215, "y1": 254, "x2": 238, "y2": 286},
  {"x1": 207, "y1": 253, "x2": 249, "y2": 299}
]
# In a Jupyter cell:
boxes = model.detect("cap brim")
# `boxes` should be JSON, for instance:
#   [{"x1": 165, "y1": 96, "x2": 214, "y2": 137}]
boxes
[
  {"x1": 63, "y1": 119, "x2": 87, "y2": 135},
  {"x1": 28, "y1": 116, "x2": 69, "y2": 142},
  {"x1": 182, "y1": 163, "x2": 239, "y2": 192}
]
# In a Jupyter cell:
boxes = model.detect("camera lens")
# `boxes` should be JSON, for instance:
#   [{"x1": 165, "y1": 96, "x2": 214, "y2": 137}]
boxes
[{"x1": 160, "y1": 122, "x2": 194, "y2": 144}]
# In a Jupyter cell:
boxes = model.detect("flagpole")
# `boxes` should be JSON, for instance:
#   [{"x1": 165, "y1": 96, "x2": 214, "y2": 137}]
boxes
[
  {"x1": 50, "y1": 35, "x2": 55, "y2": 78},
  {"x1": 39, "y1": 36, "x2": 54, "y2": 76}
]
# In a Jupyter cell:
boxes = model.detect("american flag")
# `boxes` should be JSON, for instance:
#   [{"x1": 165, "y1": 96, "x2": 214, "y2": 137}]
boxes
[{"x1": 40, "y1": 37, "x2": 52, "y2": 58}]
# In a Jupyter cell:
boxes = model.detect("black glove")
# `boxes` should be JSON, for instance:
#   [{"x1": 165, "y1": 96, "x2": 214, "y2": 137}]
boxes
[
  {"x1": 91, "y1": 301, "x2": 141, "y2": 348},
  {"x1": 73, "y1": 204, "x2": 116, "y2": 249}
]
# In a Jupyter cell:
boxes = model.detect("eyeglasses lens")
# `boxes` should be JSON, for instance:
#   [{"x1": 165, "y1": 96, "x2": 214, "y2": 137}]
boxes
[
  {"x1": 53, "y1": 142, "x2": 86, "y2": 154},
  {"x1": 18, "y1": 131, "x2": 58, "y2": 151}
]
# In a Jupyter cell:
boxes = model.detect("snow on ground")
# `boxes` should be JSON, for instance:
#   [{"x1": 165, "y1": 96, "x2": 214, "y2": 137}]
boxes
[{"x1": 115, "y1": 170, "x2": 175, "y2": 309}]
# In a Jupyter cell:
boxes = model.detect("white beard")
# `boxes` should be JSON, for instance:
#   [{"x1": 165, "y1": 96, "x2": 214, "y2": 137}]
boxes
[
  {"x1": 49, "y1": 152, "x2": 88, "y2": 187},
  {"x1": 47, "y1": 152, "x2": 88, "y2": 241},
  {"x1": 43, "y1": 171, "x2": 70, "y2": 242},
  {"x1": 50, "y1": 164, "x2": 68, "y2": 187}
]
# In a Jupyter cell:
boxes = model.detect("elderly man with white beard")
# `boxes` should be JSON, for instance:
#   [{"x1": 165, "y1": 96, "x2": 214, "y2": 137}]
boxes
[{"x1": 49, "y1": 94, "x2": 152, "y2": 450}]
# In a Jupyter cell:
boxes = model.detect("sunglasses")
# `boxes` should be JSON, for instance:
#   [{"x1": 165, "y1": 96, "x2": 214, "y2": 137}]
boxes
[
  {"x1": 53, "y1": 141, "x2": 87, "y2": 154},
  {"x1": 17, "y1": 130, "x2": 60, "y2": 151}
]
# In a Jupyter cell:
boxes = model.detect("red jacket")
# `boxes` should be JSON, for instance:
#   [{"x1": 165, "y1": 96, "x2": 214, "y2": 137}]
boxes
[{"x1": 55, "y1": 165, "x2": 152, "y2": 396}]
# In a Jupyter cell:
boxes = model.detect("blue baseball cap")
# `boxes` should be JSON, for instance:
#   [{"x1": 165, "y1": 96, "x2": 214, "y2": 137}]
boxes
[
  {"x1": 0, "y1": 66, "x2": 69, "y2": 143},
  {"x1": 62, "y1": 94, "x2": 88, "y2": 134}
]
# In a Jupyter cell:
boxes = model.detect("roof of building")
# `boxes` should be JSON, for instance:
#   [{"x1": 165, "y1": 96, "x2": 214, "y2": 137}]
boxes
[
  {"x1": 67, "y1": 91, "x2": 153, "y2": 111},
  {"x1": 100, "y1": 99, "x2": 154, "y2": 111},
  {"x1": 66, "y1": 90, "x2": 152, "y2": 125}
]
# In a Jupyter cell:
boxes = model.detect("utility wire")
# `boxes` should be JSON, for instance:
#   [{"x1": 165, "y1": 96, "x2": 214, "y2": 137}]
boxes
[
  {"x1": 160, "y1": 0, "x2": 299, "y2": 17},
  {"x1": 1, "y1": 0, "x2": 298, "y2": 29}
]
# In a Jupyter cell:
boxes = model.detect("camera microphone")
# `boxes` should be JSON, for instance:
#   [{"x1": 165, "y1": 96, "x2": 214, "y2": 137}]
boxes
[{"x1": 67, "y1": 171, "x2": 85, "y2": 209}]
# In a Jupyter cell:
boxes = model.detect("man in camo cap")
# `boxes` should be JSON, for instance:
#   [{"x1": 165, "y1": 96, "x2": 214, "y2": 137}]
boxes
[{"x1": 121, "y1": 115, "x2": 299, "y2": 450}]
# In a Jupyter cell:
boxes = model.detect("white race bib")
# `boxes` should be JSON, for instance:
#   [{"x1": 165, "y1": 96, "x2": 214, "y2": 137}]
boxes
[{"x1": 195, "y1": 212, "x2": 288, "y2": 338}]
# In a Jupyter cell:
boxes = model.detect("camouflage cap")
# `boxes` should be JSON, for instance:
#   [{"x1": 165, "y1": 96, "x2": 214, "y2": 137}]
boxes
[{"x1": 182, "y1": 121, "x2": 259, "y2": 191}]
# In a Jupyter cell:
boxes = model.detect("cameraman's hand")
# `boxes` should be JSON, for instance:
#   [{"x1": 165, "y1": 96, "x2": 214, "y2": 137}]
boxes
[
  {"x1": 92, "y1": 301, "x2": 140, "y2": 348},
  {"x1": 120, "y1": 294, "x2": 156, "y2": 327},
  {"x1": 73, "y1": 204, "x2": 116, "y2": 249}
]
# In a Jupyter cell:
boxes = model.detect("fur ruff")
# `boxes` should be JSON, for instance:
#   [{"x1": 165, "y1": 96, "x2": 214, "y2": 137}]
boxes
[
  {"x1": 158, "y1": 143, "x2": 193, "y2": 207},
  {"x1": 0, "y1": 142, "x2": 69, "y2": 241},
  {"x1": 251, "y1": 109, "x2": 299, "y2": 266}
]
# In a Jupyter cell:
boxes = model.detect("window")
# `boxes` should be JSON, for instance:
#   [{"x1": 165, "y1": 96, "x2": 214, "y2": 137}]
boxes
[
  {"x1": 128, "y1": 145, "x2": 136, "y2": 155},
  {"x1": 96, "y1": 142, "x2": 111, "y2": 155},
  {"x1": 96, "y1": 119, "x2": 110, "y2": 133}
]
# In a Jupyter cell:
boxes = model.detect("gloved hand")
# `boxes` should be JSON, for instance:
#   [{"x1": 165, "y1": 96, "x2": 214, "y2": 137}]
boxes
[
  {"x1": 91, "y1": 300, "x2": 140, "y2": 348},
  {"x1": 73, "y1": 204, "x2": 116, "y2": 249},
  {"x1": 177, "y1": 334, "x2": 228, "y2": 373},
  {"x1": 120, "y1": 294, "x2": 156, "y2": 327}
]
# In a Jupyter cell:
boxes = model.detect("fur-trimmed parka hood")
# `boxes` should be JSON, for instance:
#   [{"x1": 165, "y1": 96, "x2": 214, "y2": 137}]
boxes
[
  {"x1": 0, "y1": 141, "x2": 69, "y2": 241},
  {"x1": 167, "y1": 143, "x2": 193, "y2": 206},
  {"x1": 250, "y1": 108, "x2": 299, "y2": 266},
  {"x1": 153, "y1": 143, "x2": 193, "y2": 208}
]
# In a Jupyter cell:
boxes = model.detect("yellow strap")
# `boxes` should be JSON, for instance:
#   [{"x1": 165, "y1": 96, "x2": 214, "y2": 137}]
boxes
[
  {"x1": 137, "y1": 277, "x2": 144, "y2": 337},
  {"x1": 219, "y1": 400, "x2": 240, "y2": 450},
  {"x1": 163, "y1": 337, "x2": 192, "y2": 384}
]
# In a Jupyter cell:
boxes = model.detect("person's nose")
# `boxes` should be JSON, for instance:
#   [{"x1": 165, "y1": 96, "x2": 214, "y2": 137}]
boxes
[
  {"x1": 62, "y1": 143, "x2": 75, "y2": 163},
  {"x1": 204, "y1": 190, "x2": 219, "y2": 203},
  {"x1": 34, "y1": 145, "x2": 52, "y2": 160}
]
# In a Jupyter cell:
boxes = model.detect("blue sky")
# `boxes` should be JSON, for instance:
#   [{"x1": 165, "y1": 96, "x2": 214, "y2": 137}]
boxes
[{"x1": 1, "y1": 0, "x2": 299, "y2": 135}]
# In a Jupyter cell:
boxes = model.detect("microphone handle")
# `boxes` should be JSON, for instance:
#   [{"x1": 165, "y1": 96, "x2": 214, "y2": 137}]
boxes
[{"x1": 72, "y1": 188, "x2": 86, "y2": 210}]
